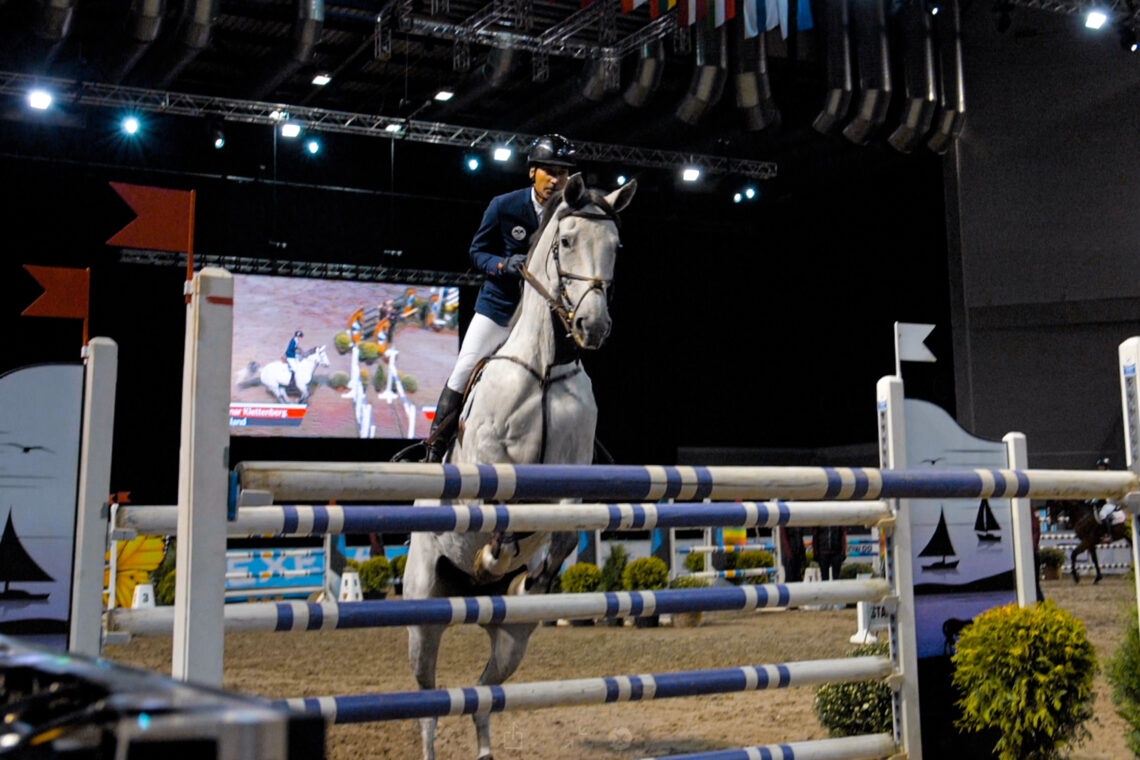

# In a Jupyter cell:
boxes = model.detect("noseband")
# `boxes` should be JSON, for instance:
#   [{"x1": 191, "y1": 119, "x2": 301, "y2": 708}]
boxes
[{"x1": 519, "y1": 195, "x2": 622, "y2": 344}]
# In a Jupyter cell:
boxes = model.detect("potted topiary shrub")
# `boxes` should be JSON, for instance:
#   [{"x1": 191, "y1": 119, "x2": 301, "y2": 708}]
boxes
[
  {"x1": 622, "y1": 557, "x2": 668, "y2": 628},
  {"x1": 1107, "y1": 604, "x2": 1140, "y2": 755},
  {"x1": 357, "y1": 556, "x2": 392, "y2": 599},
  {"x1": 951, "y1": 600, "x2": 1097, "y2": 760},
  {"x1": 1038, "y1": 547, "x2": 1066, "y2": 580},
  {"x1": 599, "y1": 544, "x2": 629, "y2": 626},
  {"x1": 390, "y1": 553, "x2": 407, "y2": 596},
  {"x1": 561, "y1": 562, "x2": 602, "y2": 626},
  {"x1": 733, "y1": 549, "x2": 775, "y2": 584},
  {"x1": 813, "y1": 641, "x2": 892, "y2": 737}
]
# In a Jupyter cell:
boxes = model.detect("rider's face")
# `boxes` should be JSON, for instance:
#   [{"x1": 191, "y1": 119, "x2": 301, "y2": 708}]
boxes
[{"x1": 531, "y1": 164, "x2": 571, "y2": 204}]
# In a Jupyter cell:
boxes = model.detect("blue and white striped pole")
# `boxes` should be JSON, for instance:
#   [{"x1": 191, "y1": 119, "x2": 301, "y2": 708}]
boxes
[
  {"x1": 281, "y1": 656, "x2": 891, "y2": 723},
  {"x1": 236, "y1": 461, "x2": 1138, "y2": 503},
  {"x1": 639, "y1": 734, "x2": 897, "y2": 760}
]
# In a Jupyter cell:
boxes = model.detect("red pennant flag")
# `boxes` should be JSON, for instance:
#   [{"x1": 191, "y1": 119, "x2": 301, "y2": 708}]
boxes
[
  {"x1": 107, "y1": 182, "x2": 195, "y2": 254},
  {"x1": 22, "y1": 265, "x2": 90, "y2": 344}
]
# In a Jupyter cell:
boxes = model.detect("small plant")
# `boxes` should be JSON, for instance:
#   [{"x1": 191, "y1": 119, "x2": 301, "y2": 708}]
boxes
[
  {"x1": 561, "y1": 563, "x2": 602, "y2": 593},
  {"x1": 333, "y1": 331, "x2": 352, "y2": 354},
  {"x1": 734, "y1": 550, "x2": 774, "y2": 570},
  {"x1": 358, "y1": 341, "x2": 382, "y2": 364},
  {"x1": 1038, "y1": 547, "x2": 1066, "y2": 569},
  {"x1": 669, "y1": 575, "x2": 710, "y2": 589},
  {"x1": 683, "y1": 552, "x2": 705, "y2": 573},
  {"x1": 1107, "y1": 604, "x2": 1140, "y2": 755},
  {"x1": 599, "y1": 544, "x2": 628, "y2": 592},
  {"x1": 399, "y1": 373, "x2": 419, "y2": 393},
  {"x1": 358, "y1": 368, "x2": 370, "y2": 387},
  {"x1": 622, "y1": 557, "x2": 668, "y2": 591},
  {"x1": 357, "y1": 556, "x2": 392, "y2": 596},
  {"x1": 328, "y1": 371, "x2": 350, "y2": 390},
  {"x1": 150, "y1": 539, "x2": 176, "y2": 606},
  {"x1": 372, "y1": 365, "x2": 387, "y2": 391},
  {"x1": 839, "y1": 562, "x2": 875, "y2": 579},
  {"x1": 951, "y1": 600, "x2": 1096, "y2": 760},
  {"x1": 812, "y1": 641, "x2": 892, "y2": 737},
  {"x1": 391, "y1": 553, "x2": 407, "y2": 579},
  {"x1": 156, "y1": 568, "x2": 176, "y2": 606}
]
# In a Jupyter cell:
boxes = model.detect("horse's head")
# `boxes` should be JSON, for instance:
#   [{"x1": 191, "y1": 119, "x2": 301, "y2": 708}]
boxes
[
  {"x1": 313, "y1": 345, "x2": 330, "y2": 367},
  {"x1": 537, "y1": 173, "x2": 637, "y2": 350}
]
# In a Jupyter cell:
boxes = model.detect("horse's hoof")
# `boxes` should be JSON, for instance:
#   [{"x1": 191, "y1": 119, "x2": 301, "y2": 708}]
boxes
[{"x1": 1094, "y1": 576, "x2": 1102, "y2": 585}]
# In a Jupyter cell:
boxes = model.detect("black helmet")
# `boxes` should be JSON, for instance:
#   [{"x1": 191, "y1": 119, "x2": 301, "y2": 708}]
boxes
[
  {"x1": 294, "y1": 330, "x2": 304, "y2": 338},
  {"x1": 1096, "y1": 457, "x2": 1111, "y2": 468},
  {"x1": 528, "y1": 134, "x2": 576, "y2": 168}
]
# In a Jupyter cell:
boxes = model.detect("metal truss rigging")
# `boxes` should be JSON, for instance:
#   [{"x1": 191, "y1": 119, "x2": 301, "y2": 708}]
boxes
[{"x1": 0, "y1": 71, "x2": 778, "y2": 179}]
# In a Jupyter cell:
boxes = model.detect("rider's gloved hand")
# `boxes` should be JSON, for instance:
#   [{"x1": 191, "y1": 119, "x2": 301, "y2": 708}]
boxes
[{"x1": 502, "y1": 254, "x2": 528, "y2": 277}]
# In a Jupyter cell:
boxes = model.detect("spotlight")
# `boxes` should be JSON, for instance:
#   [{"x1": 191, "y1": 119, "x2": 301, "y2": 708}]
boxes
[
  {"x1": 465, "y1": 156, "x2": 480, "y2": 171},
  {"x1": 616, "y1": 175, "x2": 627, "y2": 186},
  {"x1": 384, "y1": 123, "x2": 402, "y2": 133},
  {"x1": 312, "y1": 73, "x2": 331, "y2": 86},
  {"x1": 280, "y1": 122, "x2": 301, "y2": 138},
  {"x1": 1121, "y1": 26, "x2": 1138, "y2": 51},
  {"x1": 212, "y1": 128, "x2": 225, "y2": 149},
  {"x1": 493, "y1": 147, "x2": 512, "y2": 162},
  {"x1": 434, "y1": 90, "x2": 455, "y2": 101},
  {"x1": 929, "y1": 3, "x2": 940, "y2": 14},
  {"x1": 681, "y1": 167, "x2": 700, "y2": 182},
  {"x1": 306, "y1": 139, "x2": 320, "y2": 154},
  {"x1": 27, "y1": 89, "x2": 52, "y2": 110},
  {"x1": 733, "y1": 193, "x2": 742, "y2": 203},
  {"x1": 270, "y1": 109, "x2": 287, "y2": 121},
  {"x1": 122, "y1": 116, "x2": 140, "y2": 135},
  {"x1": 744, "y1": 186, "x2": 756, "y2": 199},
  {"x1": 1085, "y1": 10, "x2": 1108, "y2": 29}
]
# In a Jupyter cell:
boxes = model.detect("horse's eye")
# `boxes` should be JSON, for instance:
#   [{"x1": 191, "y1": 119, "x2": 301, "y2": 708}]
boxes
[{"x1": 561, "y1": 236, "x2": 571, "y2": 247}]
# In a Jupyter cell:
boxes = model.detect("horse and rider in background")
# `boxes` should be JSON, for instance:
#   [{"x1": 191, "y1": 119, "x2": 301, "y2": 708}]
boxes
[{"x1": 1045, "y1": 457, "x2": 1132, "y2": 584}]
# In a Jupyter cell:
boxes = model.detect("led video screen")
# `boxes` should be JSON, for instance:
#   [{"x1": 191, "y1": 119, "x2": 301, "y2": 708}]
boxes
[{"x1": 229, "y1": 274, "x2": 459, "y2": 438}]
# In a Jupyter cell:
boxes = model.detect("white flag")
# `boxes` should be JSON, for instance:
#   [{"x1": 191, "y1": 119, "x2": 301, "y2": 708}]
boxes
[{"x1": 895, "y1": 322, "x2": 937, "y2": 364}]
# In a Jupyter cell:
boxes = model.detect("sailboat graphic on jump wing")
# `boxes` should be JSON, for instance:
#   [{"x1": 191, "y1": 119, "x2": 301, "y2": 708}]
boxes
[
  {"x1": 919, "y1": 507, "x2": 959, "y2": 571},
  {"x1": 0, "y1": 511, "x2": 53, "y2": 602},
  {"x1": 974, "y1": 498, "x2": 1001, "y2": 542}
]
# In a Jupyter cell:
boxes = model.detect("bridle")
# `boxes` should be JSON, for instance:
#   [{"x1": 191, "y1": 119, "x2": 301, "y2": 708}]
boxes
[{"x1": 519, "y1": 194, "x2": 622, "y2": 346}]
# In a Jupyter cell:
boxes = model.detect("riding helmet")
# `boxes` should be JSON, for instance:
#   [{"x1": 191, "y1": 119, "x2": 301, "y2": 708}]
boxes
[
  {"x1": 294, "y1": 330, "x2": 304, "y2": 338},
  {"x1": 528, "y1": 134, "x2": 577, "y2": 168},
  {"x1": 1096, "y1": 457, "x2": 1111, "y2": 468}
]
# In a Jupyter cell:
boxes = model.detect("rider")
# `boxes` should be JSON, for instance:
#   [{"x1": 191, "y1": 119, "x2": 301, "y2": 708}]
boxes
[
  {"x1": 284, "y1": 330, "x2": 304, "y2": 389},
  {"x1": 1093, "y1": 457, "x2": 1123, "y2": 535},
  {"x1": 423, "y1": 134, "x2": 577, "y2": 462}
]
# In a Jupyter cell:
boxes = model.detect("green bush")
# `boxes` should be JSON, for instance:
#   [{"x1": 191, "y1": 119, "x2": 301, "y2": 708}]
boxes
[
  {"x1": 358, "y1": 341, "x2": 381, "y2": 364},
  {"x1": 669, "y1": 575, "x2": 710, "y2": 589},
  {"x1": 561, "y1": 563, "x2": 602, "y2": 593},
  {"x1": 812, "y1": 642, "x2": 892, "y2": 737},
  {"x1": 333, "y1": 331, "x2": 352, "y2": 354},
  {"x1": 156, "y1": 568, "x2": 176, "y2": 606},
  {"x1": 328, "y1": 372, "x2": 350, "y2": 390},
  {"x1": 1038, "y1": 547, "x2": 1066, "y2": 569},
  {"x1": 1107, "y1": 605, "x2": 1140, "y2": 755},
  {"x1": 683, "y1": 552, "x2": 705, "y2": 573},
  {"x1": 599, "y1": 544, "x2": 628, "y2": 592},
  {"x1": 839, "y1": 562, "x2": 875, "y2": 580},
  {"x1": 734, "y1": 550, "x2": 774, "y2": 570},
  {"x1": 391, "y1": 553, "x2": 407, "y2": 579},
  {"x1": 622, "y1": 557, "x2": 668, "y2": 591},
  {"x1": 150, "y1": 539, "x2": 176, "y2": 605},
  {"x1": 951, "y1": 600, "x2": 1096, "y2": 760},
  {"x1": 357, "y1": 556, "x2": 392, "y2": 594},
  {"x1": 399, "y1": 373, "x2": 418, "y2": 393},
  {"x1": 372, "y1": 364, "x2": 387, "y2": 391},
  {"x1": 358, "y1": 368, "x2": 370, "y2": 387}
]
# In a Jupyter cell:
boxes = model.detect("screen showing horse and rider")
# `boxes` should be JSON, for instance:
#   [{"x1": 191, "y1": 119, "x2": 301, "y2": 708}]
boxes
[{"x1": 229, "y1": 274, "x2": 460, "y2": 438}]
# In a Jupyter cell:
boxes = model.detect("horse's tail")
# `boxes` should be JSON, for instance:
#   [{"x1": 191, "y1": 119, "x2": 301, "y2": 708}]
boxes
[{"x1": 236, "y1": 361, "x2": 261, "y2": 388}]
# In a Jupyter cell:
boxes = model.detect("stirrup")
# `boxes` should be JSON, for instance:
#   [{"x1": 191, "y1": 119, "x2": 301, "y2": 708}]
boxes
[{"x1": 391, "y1": 440, "x2": 428, "y2": 462}]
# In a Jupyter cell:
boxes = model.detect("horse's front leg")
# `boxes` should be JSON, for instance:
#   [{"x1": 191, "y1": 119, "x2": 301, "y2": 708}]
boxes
[
  {"x1": 409, "y1": 623, "x2": 445, "y2": 760},
  {"x1": 526, "y1": 531, "x2": 578, "y2": 593},
  {"x1": 474, "y1": 623, "x2": 537, "y2": 760},
  {"x1": 1071, "y1": 546, "x2": 1081, "y2": 584},
  {"x1": 1090, "y1": 545, "x2": 1103, "y2": 584}
]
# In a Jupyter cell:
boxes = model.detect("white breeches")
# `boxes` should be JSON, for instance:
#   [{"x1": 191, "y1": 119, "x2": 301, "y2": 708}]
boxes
[{"x1": 446, "y1": 312, "x2": 511, "y2": 392}]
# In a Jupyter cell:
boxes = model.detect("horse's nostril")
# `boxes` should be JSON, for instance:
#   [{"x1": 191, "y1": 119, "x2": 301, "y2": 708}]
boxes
[{"x1": 574, "y1": 317, "x2": 585, "y2": 332}]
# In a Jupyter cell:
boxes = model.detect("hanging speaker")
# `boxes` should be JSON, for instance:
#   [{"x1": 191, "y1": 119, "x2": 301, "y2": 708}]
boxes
[
  {"x1": 842, "y1": 0, "x2": 891, "y2": 145},
  {"x1": 675, "y1": 24, "x2": 728, "y2": 126},
  {"x1": 888, "y1": 0, "x2": 937, "y2": 153},
  {"x1": 733, "y1": 17, "x2": 780, "y2": 131},
  {"x1": 812, "y1": 0, "x2": 853, "y2": 135},
  {"x1": 926, "y1": 0, "x2": 965, "y2": 154}
]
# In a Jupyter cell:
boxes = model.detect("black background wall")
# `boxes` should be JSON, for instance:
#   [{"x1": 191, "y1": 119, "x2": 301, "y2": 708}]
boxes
[{"x1": 2, "y1": 99, "x2": 951, "y2": 505}]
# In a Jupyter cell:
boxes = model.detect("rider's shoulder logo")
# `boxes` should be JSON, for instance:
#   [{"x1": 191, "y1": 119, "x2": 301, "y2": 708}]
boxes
[{"x1": 511, "y1": 225, "x2": 526, "y2": 241}]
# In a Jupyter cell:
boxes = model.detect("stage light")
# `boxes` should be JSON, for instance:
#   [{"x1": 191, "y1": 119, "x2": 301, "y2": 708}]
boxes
[
  {"x1": 434, "y1": 90, "x2": 455, "y2": 101},
  {"x1": 312, "y1": 73, "x2": 331, "y2": 86},
  {"x1": 28, "y1": 89, "x2": 52, "y2": 110},
  {"x1": 270, "y1": 109, "x2": 287, "y2": 121},
  {"x1": 1086, "y1": 10, "x2": 1108, "y2": 29},
  {"x1": 744, "y1": 186, "x2": 756, "y2": 199},
  {"x1": 733, "y1": 193, "x2": 742, "y2": 203},
  {"x1": 682, "y1": 167, "x2": 700, "y2": 182},
  {"x1": 1121, "y1": 26, "x2": 1138, "y2": 51},
  {"x1": 929, "y1": 3, "x2": 940, "y2": 14},
  {"x1": 616, "y1": 175, "x2": 627, "y2": 186},
  {"x1": 385, "y1": 123, "x2": 402, "y2": 133},
  {"x1": 212, "y1": 128, "x2": 225, "y2": 149},
  {"x1": 122, "y1": 116, "x2": 140, "y2": 135},
  {"x1": 280, "y1": 122, "x2": 301, "y2": 138},
  {"x1": 466, "y1": 156, "x2": 480, "y2": 171},
  {"x1": 493, "y1": 147, "x2": 512, "y2": 162},
  {"x1": 306, "y1": 139, "x2": 320, "y2": 154}
]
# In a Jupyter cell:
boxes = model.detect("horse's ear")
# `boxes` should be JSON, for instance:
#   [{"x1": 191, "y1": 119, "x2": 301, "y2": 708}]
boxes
[
  {"x1": 604, "y1": 178, "x2": 637, "y2": 213},
  {"x1": 564, "y1": 173, "x2": 586, "y2": 208}
]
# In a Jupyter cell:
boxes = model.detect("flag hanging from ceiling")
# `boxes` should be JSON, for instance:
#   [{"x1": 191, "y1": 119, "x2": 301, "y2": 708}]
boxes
[
  {"x1": 650, "y1": 0, "x2": 676, "y2": 17},
  {"x1": 620, "y1": 0, "x2": 646, "y2": 12},
  {"x1": 678, "y1": 0, "x2": 697, "y2": 26},
  {"x1": 742, "y1": 0, "x2": 813, "y2": 37}
]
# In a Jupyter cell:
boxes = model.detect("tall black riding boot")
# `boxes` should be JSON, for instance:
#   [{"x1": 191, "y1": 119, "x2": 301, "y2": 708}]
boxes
[{"x1": 425, "y1": 386, "x2": 464, "y2": 462}]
